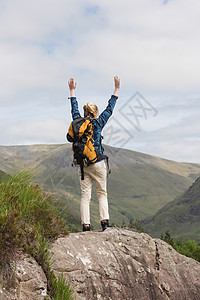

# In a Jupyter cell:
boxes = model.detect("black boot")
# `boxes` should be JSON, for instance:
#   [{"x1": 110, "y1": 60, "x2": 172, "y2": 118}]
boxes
[
  {"x1": 83, "y1": 224, "x2": 91, "y2": 232},
  {"x1": 101, "y1": 220, "x2": 112, "y2": 231}
]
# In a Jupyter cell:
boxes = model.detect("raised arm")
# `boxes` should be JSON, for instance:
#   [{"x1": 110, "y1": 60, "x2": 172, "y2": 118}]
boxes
[
  {"x1": 97, "y1": 76, "x2": 120, "y2": 128},
  {"x1": 68, "y1": 77, "x2": 81, "y2": 120}
]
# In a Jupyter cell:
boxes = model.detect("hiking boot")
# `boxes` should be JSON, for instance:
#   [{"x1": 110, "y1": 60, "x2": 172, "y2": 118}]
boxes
[
  {"x1": 101, "y1": 220, "x2": 112, "y2": 231},
  {"x1": 83, "y1": 224, "x2": 91, "y2": 232}
]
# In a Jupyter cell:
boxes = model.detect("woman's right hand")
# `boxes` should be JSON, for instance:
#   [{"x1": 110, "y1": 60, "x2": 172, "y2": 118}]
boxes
[
  {"x1": 114, "y1": 76, "x2": 120, "y2": 90},
  {"x1": 113, "y1": 76, "x2": 120, "y2": 96}
]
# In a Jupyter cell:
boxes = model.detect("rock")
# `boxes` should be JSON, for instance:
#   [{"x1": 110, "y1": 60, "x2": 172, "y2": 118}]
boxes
[
  {"x1": 1, "y1": 228, "x2": 200, "y2": 300},
  {"x1": 0, "y1": 251, "x2": 47, "y2": 300},
  {"x1": 50, "y1": 228, "x2": 200, "y2": 300}
]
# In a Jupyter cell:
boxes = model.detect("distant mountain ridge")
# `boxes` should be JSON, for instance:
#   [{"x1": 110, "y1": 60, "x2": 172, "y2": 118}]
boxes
[
  {"x1": 142, "y1": 176, "x2": 200, "y2": 242},
  {"x1": 0, "y1": 169, "x2": 7, "y2": 180},
  {"x1": 0, "y1": 144, "x2": 200, "y2": 229}
]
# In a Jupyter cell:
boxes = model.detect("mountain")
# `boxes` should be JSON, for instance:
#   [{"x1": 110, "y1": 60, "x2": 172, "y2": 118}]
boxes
[
  {"x1": 142, "y1": 176, "x2": 200, "y2": 242},
  {"x1": 0, "y1": 144, "x2": 200, "y2": 229},
  {"x1": 0, "y1": 169, "x2": 6, "y2": 179},
  {"x1": 0, "y1": 169, "x2": 9, "y2": 181}
]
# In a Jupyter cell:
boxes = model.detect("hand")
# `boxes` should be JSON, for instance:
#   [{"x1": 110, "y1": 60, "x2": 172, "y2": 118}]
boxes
[
  {"x1": 113, "y1": 76, "x2": 120, "y2": 96},
  {"x1": 114, "y1": 76, "x2": 120, "y2": 90},
  {"x1": 68, "y1": 78, "x2": 77, "y2": 91}
]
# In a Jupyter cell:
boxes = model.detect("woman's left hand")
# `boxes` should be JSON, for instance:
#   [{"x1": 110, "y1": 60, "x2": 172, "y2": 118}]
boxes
[{"x1": 68, "y1": 78, "x2": 77, "y2": 91}]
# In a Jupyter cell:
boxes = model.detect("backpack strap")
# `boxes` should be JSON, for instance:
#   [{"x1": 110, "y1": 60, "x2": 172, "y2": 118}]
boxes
[
  {"x1": 80, "y1": 161, "x2": 84, "y2": 180},
  {"x1": 96, "y1": 135, "x2": 111, "y2": 175},
  {"x1": 105, "y1": 156, "x2": 111, "y2": 175}
]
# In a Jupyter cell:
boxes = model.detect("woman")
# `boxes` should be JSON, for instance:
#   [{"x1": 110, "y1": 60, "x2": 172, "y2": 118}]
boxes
[{"x1": 68, "y1": 76, "x2": 120, "y2": 231}]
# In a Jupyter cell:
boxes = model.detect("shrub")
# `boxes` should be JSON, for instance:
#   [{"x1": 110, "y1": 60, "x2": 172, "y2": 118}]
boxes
[
  {"x1": 161, "y1": 231, "x2": 200, "y2": 263},
  {"x1": 0, "y1": 170, "x2": 74, "y2": 299}
]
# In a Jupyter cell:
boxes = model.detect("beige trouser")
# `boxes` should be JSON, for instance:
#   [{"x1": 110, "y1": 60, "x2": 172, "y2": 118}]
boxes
[{"x1": 78, "y1": 160, "x2": 109, "y2": 224}]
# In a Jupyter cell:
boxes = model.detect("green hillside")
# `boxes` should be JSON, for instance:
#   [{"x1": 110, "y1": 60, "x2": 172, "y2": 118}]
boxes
[
  {"x1": 0, "y1": 144, "x2": 200, "y2": 230},
  {"x1": 0, "y1": 170, "x2": 6, "y2": 179},
  {"x1": 0, "y1": 169, "x2": 9, "y2": 181},
  {"x1": 142, "y1": 176, "x2": 200, "y2": 242}
]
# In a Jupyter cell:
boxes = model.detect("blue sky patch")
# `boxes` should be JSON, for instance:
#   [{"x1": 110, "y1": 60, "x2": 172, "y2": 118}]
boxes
[
  {"x1": 163, "y1": 0, "x2": 169, "y2": 5},
  {"x1": 41, "y1": 42, "x2": 58, "y2": 55},
  {"x1": 85, "y1": 5, "x2": 99, "y2": 15}
]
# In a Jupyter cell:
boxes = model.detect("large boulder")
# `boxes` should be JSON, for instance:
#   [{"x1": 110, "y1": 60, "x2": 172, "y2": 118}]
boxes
[{"x1": 50, "y1": 228, "x2": 200, "y2": 300}]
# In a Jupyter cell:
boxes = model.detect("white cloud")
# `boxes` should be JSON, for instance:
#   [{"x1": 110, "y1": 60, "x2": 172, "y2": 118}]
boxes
[
  {"x1": 125, "y1": 110, "x2": 200, "y2": 163},
  {"x1": 102, "y1": 93, "x2": 200, "y2": 163},
  {"x1": 1, "y1": 0, "x2": 200, "y2": 99},
  {"x1": 1, "y1": 119, "x2": 67, "y2": 145}
]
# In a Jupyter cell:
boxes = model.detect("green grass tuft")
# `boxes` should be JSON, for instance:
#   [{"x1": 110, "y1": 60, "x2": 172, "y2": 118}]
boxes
[
  {"x1": 50, "y1": 273, "x2": 74, "y2": 300},
  {"x1": 0, "y1": 171, "x2": 68, "y2": 262},
  {"x1": 0, "y1": 170, "x2": 75, "y2": 299}
]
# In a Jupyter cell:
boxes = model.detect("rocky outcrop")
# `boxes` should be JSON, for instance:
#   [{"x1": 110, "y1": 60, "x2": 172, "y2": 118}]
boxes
[
  {"x1": 1, "y1": 228, "x2": 200, "y2": 300},
  {"x1": 50, "y1": 228, "x2": 200, "y2": 300},
  {"x1": 0, "y1": 252, "x2": 47, "y2": 300}
]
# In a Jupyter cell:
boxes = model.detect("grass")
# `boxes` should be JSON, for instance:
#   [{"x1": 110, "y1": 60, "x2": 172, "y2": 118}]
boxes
[
  {"x1": 0, "y1": 170, "x2": 75, "y2": 300},
  {"x1": 51, "y1": 273, "x2": 74, "y2": 300}
]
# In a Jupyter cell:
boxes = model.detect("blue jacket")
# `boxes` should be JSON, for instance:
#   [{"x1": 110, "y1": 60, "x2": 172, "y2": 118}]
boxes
[{"x1": 69, "y1": 95, "x2": 118, "y2": 154}]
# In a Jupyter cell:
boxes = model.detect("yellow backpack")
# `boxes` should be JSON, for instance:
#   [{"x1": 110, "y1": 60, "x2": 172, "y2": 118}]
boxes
[{"x1": 67, "y1": 117, "x2": 98, "y2": 179}]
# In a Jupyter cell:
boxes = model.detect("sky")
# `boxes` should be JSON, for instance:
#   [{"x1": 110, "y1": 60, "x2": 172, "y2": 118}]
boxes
[{"x1": 0, "y1": 0, "x2": 200, "y2": 163}]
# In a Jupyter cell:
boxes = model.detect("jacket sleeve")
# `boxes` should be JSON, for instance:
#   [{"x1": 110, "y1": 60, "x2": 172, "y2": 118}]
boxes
[
  {"x1": 69, "y1": 97, "x2": 81, "y2": 120},
  {"x1": 97, "y1": 95, "x2": 118, "y2": 128}
]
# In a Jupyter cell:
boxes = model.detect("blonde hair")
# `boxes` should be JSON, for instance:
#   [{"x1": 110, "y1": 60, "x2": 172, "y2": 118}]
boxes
[{"x1": 83, "y1": 102, "x2": 99, "y2": 119}]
